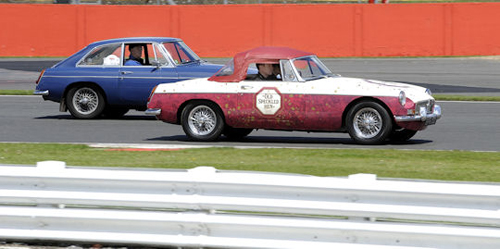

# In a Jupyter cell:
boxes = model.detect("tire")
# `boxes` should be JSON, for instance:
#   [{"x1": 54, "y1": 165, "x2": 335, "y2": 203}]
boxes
[
  {"x1": 102, "y1": 107, "x2": 129, "y2": 119},
  {"x1": 223, "y1": 126, "x2": 253, "y2": 140},
  {"x1": 66, "y1": 85, "x2": 105, "y2": 119},
  {"x1": 346, "y1": 101, "x2": 393, "y2": 145},
  {"x1": 181, "y1": 101, "x2": 224, "y2": 141},
  {"x1": 389, "y1": 128, "x2": 418, "y2": 142}
]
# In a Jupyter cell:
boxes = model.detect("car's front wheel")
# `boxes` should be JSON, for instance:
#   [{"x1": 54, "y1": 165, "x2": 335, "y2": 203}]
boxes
[
  {"x1": 66, "y1": 85, "x2": 105, "y2": 119},
  {"x1": 346, "y1": 101, "x2": 392, "y2": 145},
  {"x1": 181, "y1": 101, "x2": 224, "y2": 141}
]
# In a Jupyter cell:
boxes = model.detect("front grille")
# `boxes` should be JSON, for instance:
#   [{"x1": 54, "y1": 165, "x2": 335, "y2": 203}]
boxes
[{"x1": 415, "y1": 100, "x2": 434, "y2": 114}]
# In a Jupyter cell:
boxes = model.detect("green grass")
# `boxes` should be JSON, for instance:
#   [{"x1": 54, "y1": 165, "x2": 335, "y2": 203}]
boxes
[
  {"x1": 0, "y1": 90, "x2": 35, "y2": 95},
  {"x1": 1, "y1": 143, "x2": 498, "y2": 183},
  {"x1": 2, "y1": 90, "x2": 499, "y2": 102}
]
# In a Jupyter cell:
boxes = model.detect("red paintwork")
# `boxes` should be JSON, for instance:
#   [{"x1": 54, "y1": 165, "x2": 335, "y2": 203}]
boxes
[
  {"x1": 147, "y1": 91, "x2": 427, "y2": 132},
  {"x1": 209, "y1": 47, "x2": 313, "y2": 82}
]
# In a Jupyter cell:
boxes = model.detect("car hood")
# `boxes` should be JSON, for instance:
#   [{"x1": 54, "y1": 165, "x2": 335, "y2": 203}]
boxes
[{"x1": 330, "y1": 77, "x2": 434, "y2": 103}]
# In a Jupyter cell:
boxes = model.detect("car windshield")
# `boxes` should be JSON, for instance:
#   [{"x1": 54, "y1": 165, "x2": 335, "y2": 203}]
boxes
[
  {"x1": 162, "y1": 41, "x2": 201, "y2": 65},
  {"x1": 291, "y1": 56, "x2": 333, "y2": 81}
]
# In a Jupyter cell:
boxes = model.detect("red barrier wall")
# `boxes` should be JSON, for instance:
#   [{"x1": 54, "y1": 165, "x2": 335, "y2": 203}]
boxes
[{"x1": 1, "y1": 3, "x2": 500, "y2": 57}]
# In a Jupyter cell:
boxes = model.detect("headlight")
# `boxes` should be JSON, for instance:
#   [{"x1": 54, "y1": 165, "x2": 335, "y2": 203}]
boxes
[
  {"x1": 398, "y1": 91, "x2": 406, "y2": 106},
  {"x1": 425, "y1": 88, "x2": 432, "y2": 96}
]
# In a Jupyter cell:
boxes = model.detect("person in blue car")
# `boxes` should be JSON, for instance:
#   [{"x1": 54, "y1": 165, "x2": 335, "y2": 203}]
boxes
[{"x1": 125, "y1": 44, "x2": 144, "y2": 66}]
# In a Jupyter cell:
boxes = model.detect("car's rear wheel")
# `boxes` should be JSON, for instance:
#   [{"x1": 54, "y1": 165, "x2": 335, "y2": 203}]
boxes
[
  {"x1": 346, "y1": 101, "x2": 392, "y2": 145},
  {"x1": 223, "y1": 126, "x2": 253, "y2": 140},
  {"x1": 389, "y1": 128, "x2": 418, "y2": 142},
  {"x1": 66, "y1": 85, "x2": 105, "y2": 119},
  {"x1": 181, "y1": 101, "x2": 224, "y2": 141}
]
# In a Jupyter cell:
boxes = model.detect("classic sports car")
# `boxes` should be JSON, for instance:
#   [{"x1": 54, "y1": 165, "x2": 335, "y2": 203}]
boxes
[
  {"x1": 34, "y1": 37, "x2": 222, "y2": 119},
  {"x1": 146, "y1": 47, "x2": 442, "y2": 145}
]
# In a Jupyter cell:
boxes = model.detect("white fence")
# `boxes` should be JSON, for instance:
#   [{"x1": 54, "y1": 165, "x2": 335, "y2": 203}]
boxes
[{"x1": 0, "y1": 161, "x2": 499, "y2": 249}]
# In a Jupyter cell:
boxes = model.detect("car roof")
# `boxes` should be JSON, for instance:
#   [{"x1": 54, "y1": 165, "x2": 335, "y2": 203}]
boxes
[
  {"x1": 209, "y1": 46, "x2": 314, "y2": 82},
  {"x1": 89, "y1": 37, "x2": 182, "y2": 46}
]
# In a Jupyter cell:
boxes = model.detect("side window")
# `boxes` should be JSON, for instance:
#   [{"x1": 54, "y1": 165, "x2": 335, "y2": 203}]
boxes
[
  {"x1": 78, "y1": 43, "x2": 122, "y2": 66},
  {"x1": 244, "y1": 63, "x2": 259, "y2": 80},
  {"x1": 281, "y1": 60, "x2": 298, "y2": 82},
  {"x1": 124, "y1": 43, "x2": 154, "y2": 66},
  {"x1": 146, "y1": 43, "x2": 155, "y2": 62},
  {"x1": 215, "y1": 59, "x2": 235, "y2": 76},
  {"x1": 153, "y1": 43, "x2": 170, "y2": 66}
]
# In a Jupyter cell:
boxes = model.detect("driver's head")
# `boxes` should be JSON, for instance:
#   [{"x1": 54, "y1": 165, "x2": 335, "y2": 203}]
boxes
[
  {"x1": 129, "y1": 44, "x2": 143, "y2": 58},
  {"x1": 256, "y1": 63, "x2": 274, "y2": 77}
]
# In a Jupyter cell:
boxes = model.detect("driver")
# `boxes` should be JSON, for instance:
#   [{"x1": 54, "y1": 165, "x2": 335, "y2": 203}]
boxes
[
  {"x1": 255, "y1": 63, "x2": 278, "y2": 81},
  {"x1": 124, "y1": 44, "x2": 144, "y2": 66}
]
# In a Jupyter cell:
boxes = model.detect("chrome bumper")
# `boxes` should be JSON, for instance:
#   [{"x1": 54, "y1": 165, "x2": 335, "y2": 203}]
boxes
[
  {"x1": 395, "y1": 105, "x2": 442, "y2": 125},
  {"x1": 33, "y1": 90, "x2": 49, "y2": 96},
  {"x1": 145, "y1": 108, "x2": 161, "y2": 116}
]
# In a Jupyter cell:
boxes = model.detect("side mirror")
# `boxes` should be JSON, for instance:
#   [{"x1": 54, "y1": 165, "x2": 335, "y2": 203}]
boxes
[{"x1": 151, "y1": 60, "x2": 162, "y2": 69}]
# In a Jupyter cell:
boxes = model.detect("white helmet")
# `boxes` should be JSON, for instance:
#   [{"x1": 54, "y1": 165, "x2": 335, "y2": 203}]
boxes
[{"x1": 103, "y1": 54, "x2": 120, "y2": 66}]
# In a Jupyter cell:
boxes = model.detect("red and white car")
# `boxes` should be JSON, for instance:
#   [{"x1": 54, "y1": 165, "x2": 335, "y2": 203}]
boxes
[{"x1": 146, "y1": 47, "x2": 441, "y2": 144}]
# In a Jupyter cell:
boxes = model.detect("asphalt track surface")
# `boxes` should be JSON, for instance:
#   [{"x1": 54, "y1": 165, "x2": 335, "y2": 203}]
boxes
[{"x1": 1, "y1": 57, "x2": 500, "y2": 152}]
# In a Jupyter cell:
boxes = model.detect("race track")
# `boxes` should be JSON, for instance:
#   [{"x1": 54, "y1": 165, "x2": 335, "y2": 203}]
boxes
[{"x1": 1, "y1": 57, "x2": 499, "y2": 151}]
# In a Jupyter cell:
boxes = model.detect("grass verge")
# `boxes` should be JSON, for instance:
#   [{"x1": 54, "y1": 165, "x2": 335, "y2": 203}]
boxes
[
  {"x1": 2, "y1": 90, "x2": 500, "y2": 102},
  {"x1": 1, "y1": 143, "x2": 498, "y2": 183},
  {"x1": 0, "y1": 90, "x2": 35, "y2": 95}
]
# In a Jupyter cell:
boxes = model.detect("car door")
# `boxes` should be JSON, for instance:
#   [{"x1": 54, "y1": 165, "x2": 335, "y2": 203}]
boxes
[
  {"x1": 118, "y1": 42, "x2": 178, "y2": 107},
  {"x1": 232, "y1": 62, "x2": 306, "y2": 130}
]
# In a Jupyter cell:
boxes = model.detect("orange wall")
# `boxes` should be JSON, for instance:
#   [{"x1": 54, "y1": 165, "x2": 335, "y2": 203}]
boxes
[{"x1": 1, "y1": 3, "x2": 500, "y2": 57}]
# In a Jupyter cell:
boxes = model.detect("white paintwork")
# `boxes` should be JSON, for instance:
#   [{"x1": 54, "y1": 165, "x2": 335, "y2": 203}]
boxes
[{"x1": 154, "y1": 76, "x2": 434, "y2": 104}]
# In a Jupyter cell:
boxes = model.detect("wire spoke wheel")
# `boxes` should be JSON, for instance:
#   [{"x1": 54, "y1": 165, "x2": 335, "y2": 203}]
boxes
[
  {"x1": 353, "y1": 107, "x2": 382, "y2": 139},
  {"x1": 187, "y1": 105, "x2": 217, "y2": 136},
  {"x1": 66, "y1": 85, "x2": 105, "y2": 119},
  {"x1": 181, "y1": 102, "x2": 224, "y2": 141},
  {"x1": 346, "y1": 101, "x2": 392, "y2": 144},
  {"x1": 72, "y1": 87, "x2": 99, "y2": 115}
]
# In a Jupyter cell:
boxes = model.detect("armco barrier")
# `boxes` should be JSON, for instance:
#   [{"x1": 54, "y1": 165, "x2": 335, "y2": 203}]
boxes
[
  {"x1": 0, "y1": 161, "x2": 499, "y2": 248},
  {"x1": 1, "y1": 3, "x2": 500, "y2": 57}
]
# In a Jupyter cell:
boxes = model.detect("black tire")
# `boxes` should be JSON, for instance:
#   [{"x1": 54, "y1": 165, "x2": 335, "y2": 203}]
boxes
[
  {"x1": 181, "y1": 101, "x2": 224, "y2": 141},
  {"x1": 102, "y1": 106, "x2": 129, "y2": 119},
  {"x1": 66, "y1": 85, "x2": 105, "y2": 119},
  {"x1": 389, "y1": 128, "x2": 418, "y2": 142},
  {"x1": 346, "y1": 101, "x2": 393, "y2": 145},
  {"x1": 223, "y1": 126, "x2": 253, "y2": 140}
]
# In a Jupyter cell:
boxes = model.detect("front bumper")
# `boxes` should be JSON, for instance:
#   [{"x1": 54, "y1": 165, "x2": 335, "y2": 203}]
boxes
[
  {"x1": 145, "y1": 108, "x2": 161, "y2": 116},
  {"x1": 395, "y1": 105, "x2": 442, "y2": 125}
]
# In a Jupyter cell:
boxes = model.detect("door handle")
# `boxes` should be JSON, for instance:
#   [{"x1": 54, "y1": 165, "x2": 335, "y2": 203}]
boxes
[
  {"x1": 121, "y1": 71, "x2": 133, "y2": 75},
  {"x1": 241, "y1": 85, "x2": 253, "y2": 90}
]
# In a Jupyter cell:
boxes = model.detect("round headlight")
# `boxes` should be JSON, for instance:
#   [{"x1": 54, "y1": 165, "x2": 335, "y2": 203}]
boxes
[
  {"x1": 398, "y1": 91, "x2": 406, "y2": 106},
  {"x1": 425, "y1": 88, "x2": 433, "y2": 96}
]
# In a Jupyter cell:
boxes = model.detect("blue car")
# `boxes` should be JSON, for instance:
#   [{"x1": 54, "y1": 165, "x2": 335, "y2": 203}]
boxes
[{"x1": 34, "y1": 37, "x2": 223, "y2": 119}]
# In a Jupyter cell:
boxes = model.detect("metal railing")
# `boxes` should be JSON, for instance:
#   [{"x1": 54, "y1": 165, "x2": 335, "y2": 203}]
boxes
[{"x1": 0, "y1": 161, "x2": 499, "y2": 248}]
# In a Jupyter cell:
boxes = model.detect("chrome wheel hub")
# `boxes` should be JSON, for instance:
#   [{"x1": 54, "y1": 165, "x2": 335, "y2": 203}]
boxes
[
  {"x1": 73, "y1": 88, "x2": 98, "y2": 114},
  {"x1": 188, "y1": 106, "x2": 216, "y2": 135},
  {"x1": 353, "y1": 107, "x2": 382, "y2": 139}
]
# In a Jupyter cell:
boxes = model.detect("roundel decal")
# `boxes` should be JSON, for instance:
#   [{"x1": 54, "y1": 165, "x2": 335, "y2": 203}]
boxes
[{"x1": 255, "y1": 88, "x2": 282, "y2": 115}]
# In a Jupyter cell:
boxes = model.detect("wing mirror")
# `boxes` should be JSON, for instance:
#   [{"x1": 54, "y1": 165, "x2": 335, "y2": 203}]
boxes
[{"x1": 151, "y1": 60, "x2": 162, "y2": 69}]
